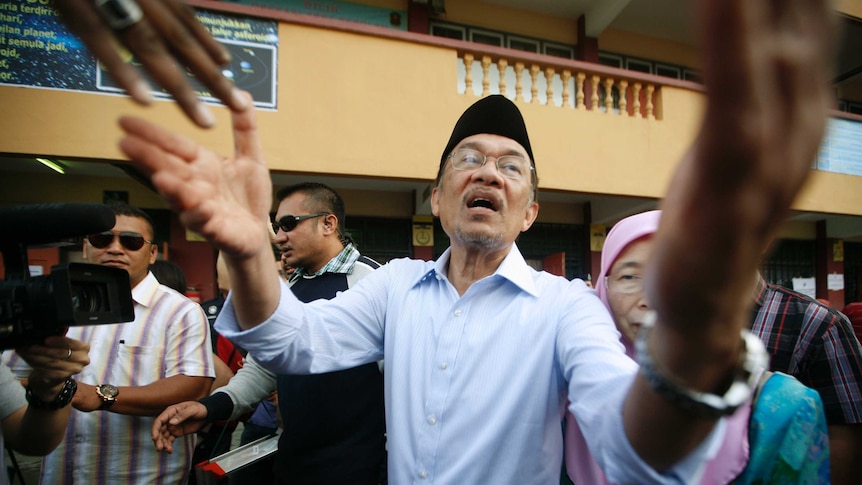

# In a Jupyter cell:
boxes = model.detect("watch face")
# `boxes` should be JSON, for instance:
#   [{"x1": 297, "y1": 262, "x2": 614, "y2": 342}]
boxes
[{"x1": 98, "y1": 384, "x2": 119, "y2": 400}]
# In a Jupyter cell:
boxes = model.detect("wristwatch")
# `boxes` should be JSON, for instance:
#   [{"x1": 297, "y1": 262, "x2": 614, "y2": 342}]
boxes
[
  {"x1": 96, "y1": 384, "x2": 120, "y2": 410},
  {"x1": 636, "y1": 311, "x2": 769, "y2": 418},
  {"x1": 26, "y1": 378, "x2": 77, "y2": 410}
]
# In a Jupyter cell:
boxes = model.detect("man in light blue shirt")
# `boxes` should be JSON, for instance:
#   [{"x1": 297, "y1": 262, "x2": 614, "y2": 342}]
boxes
[{"x1": 136, "y1": 0, "x2": 836, "y2": 481}]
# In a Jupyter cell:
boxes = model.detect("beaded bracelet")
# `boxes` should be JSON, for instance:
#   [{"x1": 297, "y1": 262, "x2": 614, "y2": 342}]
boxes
[{"x1": 635, "y1": 311, "x2": 769, "y2": 418}]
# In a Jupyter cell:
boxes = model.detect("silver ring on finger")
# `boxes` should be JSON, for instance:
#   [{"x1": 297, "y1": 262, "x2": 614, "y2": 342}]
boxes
[{"x1": 94, "y1": 0, "x2": 144, "y2": 30}]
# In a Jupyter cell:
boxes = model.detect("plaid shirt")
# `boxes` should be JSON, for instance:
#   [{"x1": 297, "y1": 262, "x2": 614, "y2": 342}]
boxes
[
  {"x1": 289, "y1": 242, "x2": 360, "y2": 283},
  {"x1": 751, "y1": 276, "x2": 862, "y2": 425}
]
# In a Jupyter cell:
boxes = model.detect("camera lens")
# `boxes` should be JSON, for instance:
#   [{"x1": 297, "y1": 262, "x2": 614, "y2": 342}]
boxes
[{"x1": 70, "y1": 282, "x2": 109, "y2": 313}]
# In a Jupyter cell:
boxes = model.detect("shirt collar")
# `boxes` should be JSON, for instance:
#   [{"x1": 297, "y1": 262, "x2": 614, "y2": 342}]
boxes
[
  {"x1": 289, "y1": 243, "x2": 359, "y2": 283},
  {"x1": 423, "y1": 243, "x2": 539, "y2": 296},
  {"x1": 133, "y1": 271, "x2": 161, "y2": 307}
]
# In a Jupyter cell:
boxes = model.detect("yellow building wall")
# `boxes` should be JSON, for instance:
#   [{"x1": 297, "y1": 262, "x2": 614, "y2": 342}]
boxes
[
  {"x1": 1, "y1": 10, "x2": 860, "y2": 220},
  {"x1": 437, "y1": 0, "x2": 579, "y2": 45},
  {"x1": 323, "y1": 187, "x2": 415, "y2": 218},
  {"x1": 836, "y1": 0, "x2": 862, "y2": 19},
  {"x1": 599, "y1": 29, "x2": 701, "y2": 69}
]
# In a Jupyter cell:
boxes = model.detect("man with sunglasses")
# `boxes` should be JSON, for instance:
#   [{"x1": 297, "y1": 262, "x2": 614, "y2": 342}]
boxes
[
  {"x1": 133, "y1": 0, "x2": 835, "y2": 480},
  {"x1": 5, "y1": 202, "x2": 215, "y2": 484},
  {"x1": 154, "y1": 183, "x2": 385, "y2": 485}
]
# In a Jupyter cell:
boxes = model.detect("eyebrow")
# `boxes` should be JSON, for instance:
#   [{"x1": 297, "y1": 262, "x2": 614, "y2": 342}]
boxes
[{"x1": 458, "y1": 141, "x2": 527, "y2": 159}]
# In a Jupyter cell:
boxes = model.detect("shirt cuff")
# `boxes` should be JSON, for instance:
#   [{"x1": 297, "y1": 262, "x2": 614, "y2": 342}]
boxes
[{"x1": 199, "y1": 392, "x2": 234, "y2": 423}]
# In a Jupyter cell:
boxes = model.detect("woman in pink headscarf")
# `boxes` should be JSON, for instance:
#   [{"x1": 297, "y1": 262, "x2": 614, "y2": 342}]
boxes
[{"x1": 563, "y1": 211, "x2": 829, "y2": 484}]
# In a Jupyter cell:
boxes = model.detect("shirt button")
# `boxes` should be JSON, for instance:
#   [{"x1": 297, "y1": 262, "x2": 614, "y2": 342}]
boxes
[
  {"x1": 440, "y1": 362, "x2": 448, "y2": 369},
  {"x1": 419, "y1": 470, "x2": 428, "y2": 479},
  {"x1": 435, "y1": 274, "x2": 442, "y2": 280},
  {"x1": 428, "y1": 416, "x2": 437, "y2": 425},
  {"x1": 454, "y1": 309, "x2": 462, "y2": 317}
]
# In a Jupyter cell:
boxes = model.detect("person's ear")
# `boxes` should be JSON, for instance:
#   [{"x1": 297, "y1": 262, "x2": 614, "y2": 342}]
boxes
[
  {"x1": 323, "y1": 214, "x2": 337, "y2": 234},
  {"x1": 148, "y1": 244, "x2": 158, "y2": 265}
]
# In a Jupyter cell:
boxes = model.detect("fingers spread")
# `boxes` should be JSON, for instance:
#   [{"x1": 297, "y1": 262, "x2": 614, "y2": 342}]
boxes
[
  {"x1": 155, "y1": 0, "x2": 246, "y2": 112},
  {"x1": 55, "y1": 0, "x2": 154, "y2": 105},
  {"x1": 168, "y1": 0, "x2": 232, "y2": 65},
  {"x1": 119, "y1": 1, "x2": 215, "y2": 128}
]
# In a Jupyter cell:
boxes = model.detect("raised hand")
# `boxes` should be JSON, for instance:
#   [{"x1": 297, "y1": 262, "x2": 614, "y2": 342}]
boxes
[
  {"x1": 119, "y1": 91, "x2": 272, "y2": 259},
  {"x1": 623, "y1": 0, "x2": 837, "y2": 469},
  {"x1": 151, "y1": 401, "x2": 211, "y2": 453},
  {"x1": 121, "y1": 90, "x2": 280, "y2": 326},
  {"x1": 650, "y1": 0, "x2": 836, "y2": 338},
  {"x1": 55, "y1": 0, "x2": 249, "y2": 128}
]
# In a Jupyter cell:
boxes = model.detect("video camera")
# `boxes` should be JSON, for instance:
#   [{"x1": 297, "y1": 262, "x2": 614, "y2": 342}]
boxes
[{"x1": 0, "y1": 203, "x2": 135, "y2": 350}]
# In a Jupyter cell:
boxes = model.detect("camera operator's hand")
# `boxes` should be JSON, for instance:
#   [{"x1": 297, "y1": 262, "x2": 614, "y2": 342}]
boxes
[
  {"x1": 54, "y1": 0, "x2": 249, "y2": 128},
  {"x1": 152, "y1": 401, "x2": 210, "y2": 453},
  {"x1": 16, "y1": 336, "x2": 90, "y2": 402}
]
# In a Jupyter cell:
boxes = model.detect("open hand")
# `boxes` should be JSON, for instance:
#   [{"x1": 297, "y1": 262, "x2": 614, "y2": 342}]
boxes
[
  {"x1": 119, "y1": 91, "x2": 272, "y2": 259},
  {"x1": 152, "y1": 401, "x2": 210, "y2": 453}
]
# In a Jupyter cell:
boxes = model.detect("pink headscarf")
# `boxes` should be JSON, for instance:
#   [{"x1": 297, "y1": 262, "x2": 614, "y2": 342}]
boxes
[
  {"x1": 565, "y1": 210, "x2": 750, "y2": 484},
  {"x1": 595, "y1": 210, "x2": 662, "y2": 356}
]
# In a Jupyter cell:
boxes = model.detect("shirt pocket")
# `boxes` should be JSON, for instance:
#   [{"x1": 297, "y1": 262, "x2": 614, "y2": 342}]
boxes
[{"x1": 112, "y1": 345, "x2": 162, "y2": 385}]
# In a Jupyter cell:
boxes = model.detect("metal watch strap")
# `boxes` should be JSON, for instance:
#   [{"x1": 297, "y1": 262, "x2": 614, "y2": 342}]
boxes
[
  {"x1": 25, "y1": 378, "x2": 78, "y2": 410},
  {"x1": 635, "y1": 311, "x2": 769, "y2": 418}
]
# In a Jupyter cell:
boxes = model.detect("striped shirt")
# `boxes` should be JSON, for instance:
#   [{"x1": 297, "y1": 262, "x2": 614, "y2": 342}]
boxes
[
  {"x1": 751, "y1": 277, "x2": 862, "y2": 424},
  {"x1": 4, "y1": 272, "x2": 215, "y2": 484}
]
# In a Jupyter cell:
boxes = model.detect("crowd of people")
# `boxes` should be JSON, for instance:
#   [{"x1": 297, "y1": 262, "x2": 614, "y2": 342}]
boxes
[{"x1": 2, "y1": 0, "x2": 862, "y2": 483}]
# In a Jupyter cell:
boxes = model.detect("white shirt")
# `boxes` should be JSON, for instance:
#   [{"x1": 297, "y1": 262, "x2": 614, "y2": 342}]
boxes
[{"x1": 217, "y1": 244, "x2": 721, "y2": 484}]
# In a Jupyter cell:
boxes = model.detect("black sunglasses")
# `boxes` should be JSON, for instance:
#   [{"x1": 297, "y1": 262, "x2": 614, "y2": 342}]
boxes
[
  {"x1": 87, "y1": 231, "x2": 154, "y2": 251},
  {"x1": 272, "y1": 212, "x2": 329, "y2": 234}
]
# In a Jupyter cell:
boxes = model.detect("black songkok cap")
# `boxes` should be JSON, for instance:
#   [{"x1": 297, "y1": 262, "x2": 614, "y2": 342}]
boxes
[{"x1": 439, "y1": 95, "x2": 535, "y2": 173}]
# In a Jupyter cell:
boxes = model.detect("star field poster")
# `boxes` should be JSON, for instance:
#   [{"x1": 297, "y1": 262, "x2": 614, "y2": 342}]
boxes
[{"x1": 0, "y1": 0, "x2": 278, "y2": 109}]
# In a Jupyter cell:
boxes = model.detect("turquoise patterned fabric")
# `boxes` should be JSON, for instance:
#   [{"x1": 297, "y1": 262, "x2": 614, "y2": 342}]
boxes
[{"x1": 734, "y1": 372, "x2": 830, "y2": 484}]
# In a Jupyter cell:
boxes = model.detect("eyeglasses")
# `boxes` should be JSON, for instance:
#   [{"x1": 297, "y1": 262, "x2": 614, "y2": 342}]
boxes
[
  {"x1": 448, "y1": 148, "x2": 534, "y2": 181},
  {"x1": 605, "y1": 274, "x2": 644, "y2": 294},
  {"x1": 87, "y1": 231, "x2": 154, "y2": 251},
  {"x1": 272, "y1": 212, "x2": 329, "y2": 234}
]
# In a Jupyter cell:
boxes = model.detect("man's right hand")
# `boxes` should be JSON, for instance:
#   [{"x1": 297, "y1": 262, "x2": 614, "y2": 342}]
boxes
[
  {"x1": 121, "y1": 91, "x2": 283, "y2": 328},
  {"x1": 152, "y1": 401, "x2": 209, "y2": 453},
  {"x1": 119, "y1": 91, "x2": 270, "y2": 259}
]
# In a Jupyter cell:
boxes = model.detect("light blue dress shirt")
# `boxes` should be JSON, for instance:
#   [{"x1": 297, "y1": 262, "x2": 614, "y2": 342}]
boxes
[{"x1": 217, "y1": 244, "x2": 721, "y2": 484}]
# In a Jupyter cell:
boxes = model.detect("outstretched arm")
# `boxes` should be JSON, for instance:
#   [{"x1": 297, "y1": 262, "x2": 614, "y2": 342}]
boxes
[
  {"x1": 623, "y1": 0, "x2": 835, "y2": 469},
  {"x1": 119, "y1": 93, "x2": 280, "y2": 328},
  {"x1": 55, "y1": 0, "x2": 249, "y2": 128},
  {"x1": 151, "y1": 400, "x2": 210, "y2": 453}
]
